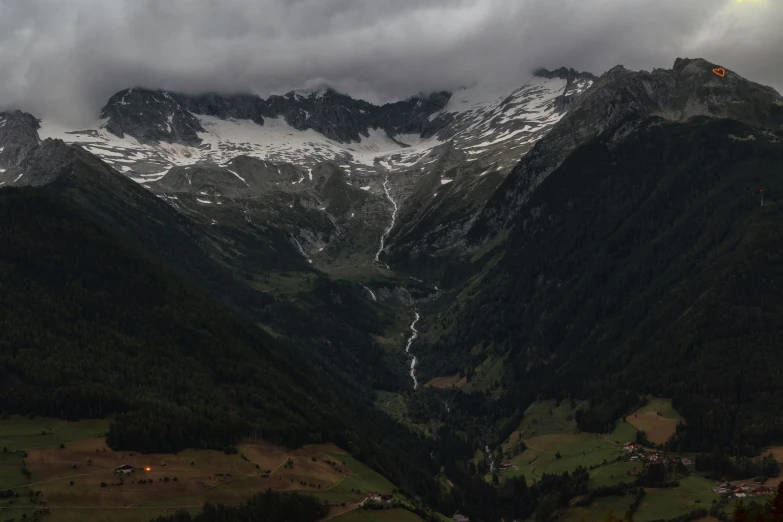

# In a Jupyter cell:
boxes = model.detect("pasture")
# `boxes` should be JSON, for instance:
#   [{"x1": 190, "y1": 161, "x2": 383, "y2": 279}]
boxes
[
  {"x1": 626, "y1": 398, "x2": 683, "y2": 444},
  {"x1": 561, "y1": 493, "x2": 634, "y2": 522},
  {"x1": 0, "y1": 416, "x2": 109, "y2": 451},
  {"x1": 504, "y1": 433, "x2": 625, "y2": 482},
  {"x1": 634, "y1": 475, "x2": 717, "y2": 521},
  {"x1": 337, "y1": 507, "x2": 427, "y2": 521},
  {"x1": 424, "y1": 375, "x2": 465, "y2": 389},
  {"x1": 0, "y1": 416, "x2": 388, "y2": 522}
]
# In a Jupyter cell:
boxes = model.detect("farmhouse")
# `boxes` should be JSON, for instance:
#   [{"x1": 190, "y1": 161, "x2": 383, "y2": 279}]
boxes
[
  {"x1": 500, "y1": 460, "x2": 512, "y2": 469},
  {"x1": 114, "y1": 464, "x2": 134, "y2": 475},
  {"x1": 623, "y1": 442, "x2": 641, "y2": 452},
  {"x1": 753, "y1": 486, "x2": 773, "y2": 495},
  {"x1": 368, "y1": 491, "x2": 395, "y2": 503},
  {"x1": 453, "y1": 513, "x2": 470, "y2": 522}
]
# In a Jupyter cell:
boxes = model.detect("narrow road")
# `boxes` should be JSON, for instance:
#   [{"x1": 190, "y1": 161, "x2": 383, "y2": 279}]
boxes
[{"x1": 320, "y1": 498, "x2": 367, "y2": 521}]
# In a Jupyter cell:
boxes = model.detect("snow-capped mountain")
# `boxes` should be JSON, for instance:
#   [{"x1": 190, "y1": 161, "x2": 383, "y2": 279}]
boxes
[
  {"x1": 25, "y1": 67, "x2": 593, "y2": 268},
  {"x1": 37, "y1": 67, "x2": 594, "y2": 185}
]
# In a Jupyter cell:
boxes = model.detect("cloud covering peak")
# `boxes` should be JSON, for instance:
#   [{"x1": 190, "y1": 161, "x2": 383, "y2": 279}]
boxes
[{"x1": 1, "y1": 0, "x2": 781, "y2": 125}]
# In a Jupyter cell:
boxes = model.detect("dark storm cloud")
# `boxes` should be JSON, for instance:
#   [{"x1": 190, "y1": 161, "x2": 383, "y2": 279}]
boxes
[{"x1": 0, "y1": 0, "x2": 781, "y2": 124}]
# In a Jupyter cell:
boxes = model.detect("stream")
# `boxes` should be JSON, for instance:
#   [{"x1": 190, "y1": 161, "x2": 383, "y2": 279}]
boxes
[
  {"x1": 486, "y1": 444, "x2": 495, "y2": 473},
  {"x1": 405, "y1": 312, "x2": 420, "y2": 389},
  {"x1": 375, "y1": 174, "x2": 398, "y2": 269}
]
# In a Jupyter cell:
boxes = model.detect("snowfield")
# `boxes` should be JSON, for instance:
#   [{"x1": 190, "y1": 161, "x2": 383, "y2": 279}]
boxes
[{"x1": 37, "y1": 72, "x2": 592, "y2": 185}]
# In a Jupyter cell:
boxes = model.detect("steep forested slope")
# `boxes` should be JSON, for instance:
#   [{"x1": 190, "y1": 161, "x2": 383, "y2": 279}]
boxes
[
  {"x1": 0, "y1": 185, "x2": 443, "y2": 501},
  {"x1": 0, "y1": 187, "x2": 340, "y2": 451},
  {"x1": 423, "y1": 116, "x2": 783, "y2": 454}
]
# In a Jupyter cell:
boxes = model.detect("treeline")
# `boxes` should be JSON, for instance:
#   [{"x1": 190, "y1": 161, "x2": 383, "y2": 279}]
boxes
[
  {"x1": 0, "y1": 189, "x2": 342, "y2": 453},
  {"x1": 149, "y1": 489, "x2": 328, "y2": 522},
  {"x1": 434, "y1": 463, "x2": 589, "y2": 522},
  {"x1": 693, "y1": 451, "x2": 779, "y2": 480}
]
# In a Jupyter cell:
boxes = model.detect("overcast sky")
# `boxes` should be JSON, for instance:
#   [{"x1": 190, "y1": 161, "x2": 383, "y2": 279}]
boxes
[{"x1": 0, "y1": 0, "x2": 781, "y2": 124}]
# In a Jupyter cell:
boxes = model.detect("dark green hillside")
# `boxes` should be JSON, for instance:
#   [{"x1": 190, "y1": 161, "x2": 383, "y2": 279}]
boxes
[
  {"x1": 0, "y1": 186, "x2": 442, "y2": 504},
  {"x1": 423, "y1": 117, "x2": 783, "y2": 454},
  {"x1": 0, "y1": 187, "x2": 339, "y2": 452}
]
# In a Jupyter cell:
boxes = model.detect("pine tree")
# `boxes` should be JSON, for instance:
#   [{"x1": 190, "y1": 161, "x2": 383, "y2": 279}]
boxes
[
  {"x1": 735, "y1": 500, "x2": 751, "y2": 522},
  {"x1": 770, "y1": 482, "x2": 783, "y2": 521}
]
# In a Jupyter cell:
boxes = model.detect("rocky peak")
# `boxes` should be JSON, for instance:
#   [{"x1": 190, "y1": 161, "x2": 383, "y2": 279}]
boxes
[
  {"x1": 101, "y1": 87, "x2": 204, "y2": 146},
  {"x1": 535, "y1": 67, "x2": 597, "y2": 84},
  {"x1": 178, "y1": 92, "x2": 268, "y2": 126},
  {"x1": 0, "y1": 111, "x2": 41, "y2": 169},
  {"x1": 98, "y1": 83, "x2": 452, "y2": 148},
  {"x1": 474, "y1": 57, "x2": 783, "y2": 239}
]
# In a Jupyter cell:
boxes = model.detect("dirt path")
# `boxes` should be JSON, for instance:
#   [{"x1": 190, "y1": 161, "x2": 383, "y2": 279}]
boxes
[{"x1": 320, "y1": 498, "x2": 366, "y2": 521}]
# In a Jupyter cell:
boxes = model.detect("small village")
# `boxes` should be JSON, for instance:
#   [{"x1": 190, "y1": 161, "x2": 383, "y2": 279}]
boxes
[
  {"x1": 711, "y1": 482, "x2": 774, "y2": 498},
  {"x1": 622, "y1": 442, "x2": 693, "y2": 467},
  {"x1": 622, "y1": 443, "x2": 776, "y2": 499}
]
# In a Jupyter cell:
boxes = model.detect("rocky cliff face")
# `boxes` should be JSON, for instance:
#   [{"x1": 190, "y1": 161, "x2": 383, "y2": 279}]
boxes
[
  {"x1": 100, "y1": 86, "x2": 451, "y2": 147},
  {"x1": 34, "y1": 68, "x2": 592, "y2": 271},
  {"x1": 0, "y1": 111, "x2": 42, "y2": 170}
]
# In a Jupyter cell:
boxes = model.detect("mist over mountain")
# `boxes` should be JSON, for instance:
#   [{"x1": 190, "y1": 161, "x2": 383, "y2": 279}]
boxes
[
  {"x1": 2, "y1": 2, "x2": 783, "y2": 521},
  {"x1": 2, "y1": 0, "x2": 783, "y2": 125}
]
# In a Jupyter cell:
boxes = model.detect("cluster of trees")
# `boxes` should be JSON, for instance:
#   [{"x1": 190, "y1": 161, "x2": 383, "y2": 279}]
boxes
[
  {"x1": 694, "y1": 452, "x2": 779, "y2": 480},
  {"x1": 149, "y1": 489, "x2": 329, "y2": 522},
  {"x1": 432, "y1": 462, "x2": 589, "y2": 522}
]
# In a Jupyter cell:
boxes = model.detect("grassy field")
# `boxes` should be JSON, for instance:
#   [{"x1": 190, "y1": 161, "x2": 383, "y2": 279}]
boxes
[
  {"x1": 337, "y1": 507, "x2": 427, "y2": 521},
  {"x1": 561, "y1": 494, "x2": 635, "y2": 522},
  {"x1": 634, "y1": 475, "x2": 718, "y2": 521},
  {"x1": 0, "y1": 450, "x2": 27, "y2": 489},
  {"x1": 503, "y1": 433, "x2": 625, "y2": 482},
  {"x1": 462, "y1": 353, "x2": 506, "y2": 394},
  {"x1": 588, "y1": 461, "x2": 642, "y2": 488},
  {"x1": 0, "y1": 416, "x2": 400, "y2": 522},
  {"x1": 0, "y1": 416, "x2": 110, "y2": 451},
  {"x1": 310, "y1": 453, "x2": 396, "y2": 505},
  {"x1": 424, "y1": 375, "x2": 465, "y2": 389},
  {"x1": 503, "y1": 400, "x2": 580, "y2": 450},
  {"x1": 626, "y1": 398, "x2": 683, "y2": 444},
  {"x1": 494, "y1": 401, "x2": 719, "y2": 522}
]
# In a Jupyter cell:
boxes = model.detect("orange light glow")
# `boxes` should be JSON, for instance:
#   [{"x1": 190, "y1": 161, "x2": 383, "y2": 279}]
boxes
[{"x1": 145, "y1": 466, "x2": 151, "y2": 472}]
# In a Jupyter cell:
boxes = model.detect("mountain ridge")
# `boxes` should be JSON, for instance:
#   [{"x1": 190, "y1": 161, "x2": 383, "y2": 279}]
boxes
[{"x1": 471, "y1": 57, "x2": 783, "y2": 241}]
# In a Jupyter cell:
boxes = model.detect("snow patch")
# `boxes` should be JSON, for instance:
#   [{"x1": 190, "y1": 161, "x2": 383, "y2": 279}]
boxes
[{"x1": 226, "y1": 169, "x2": 248, "y2": 185}]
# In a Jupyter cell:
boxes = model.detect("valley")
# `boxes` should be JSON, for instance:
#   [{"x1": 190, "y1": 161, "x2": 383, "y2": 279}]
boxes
[{"x1": 2, "y1": 52, "x2": 783, "y2": 522}]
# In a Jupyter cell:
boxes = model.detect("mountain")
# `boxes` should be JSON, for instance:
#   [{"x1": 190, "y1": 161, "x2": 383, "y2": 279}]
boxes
[
  {"x1": 474, "y1": 57, "x2": 783, "y2": 237},
  {"x1": 32, "y1": 68, "x2": 593, "y2": 273},
  {"x1": 417, "y1": 58, "x2": 783, "y2": 455},
  {"x1": 5, "y1": 55, "x2": 783, "y2": 521}
]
